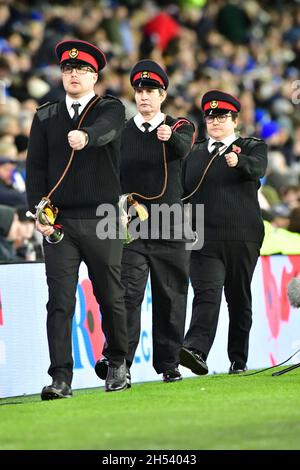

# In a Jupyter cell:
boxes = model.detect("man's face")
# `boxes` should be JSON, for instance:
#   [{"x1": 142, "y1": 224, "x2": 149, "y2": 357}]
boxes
[
  {"x1": 61, "y1": 63, "x2": 98, "y2": 99},
  {"x1": 134, "y1": 88, "x2": 166, "y2": 118},
  {"x1": 205, "y1": 113, "x2": 238, "y2": 140}
]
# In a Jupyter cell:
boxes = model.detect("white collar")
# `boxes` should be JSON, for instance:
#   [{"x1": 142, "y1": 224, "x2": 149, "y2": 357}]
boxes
[
  {"x1": 208, "y1": 134, "x2": 239, "y2": 154},
  {"x1": 134, "y1": 112, "x2": 165, "y2": 132},
  {"x1": 66, "y1": 91, "x2": 95, "y2": 117}
]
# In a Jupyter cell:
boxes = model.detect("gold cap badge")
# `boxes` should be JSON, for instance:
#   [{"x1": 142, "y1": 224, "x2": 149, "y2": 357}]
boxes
[
  {"x1": 69, "y1": 48, "x2": 79, "y2": 59},
  {"x1": 210, "y1": 100, "x2": 218, "y2": 109}
]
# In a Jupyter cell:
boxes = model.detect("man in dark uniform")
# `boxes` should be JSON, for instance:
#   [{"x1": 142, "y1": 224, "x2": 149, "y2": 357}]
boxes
[
  {"x1": 180, "y1": 90, "x2": 268, "y2": 375},
  {"x1": 95, "y1": 60, "x2": 195, "y2": 384},
  {"x1": 26, "y1": 39, "x2": 128, "y2": 398}
]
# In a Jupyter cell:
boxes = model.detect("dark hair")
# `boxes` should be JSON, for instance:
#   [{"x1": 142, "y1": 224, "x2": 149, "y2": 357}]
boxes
[
  {"x1": 230, "y1": 112, "x2": 238, "y2": 122},
  {"x1": 288, "y1": 207, "x2": 300, "y2": 233}
]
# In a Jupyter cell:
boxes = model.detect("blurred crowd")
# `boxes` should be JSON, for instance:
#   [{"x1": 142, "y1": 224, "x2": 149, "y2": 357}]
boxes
[{"x1": 1, "y1": 0, "x2": 300, "y2": 262}]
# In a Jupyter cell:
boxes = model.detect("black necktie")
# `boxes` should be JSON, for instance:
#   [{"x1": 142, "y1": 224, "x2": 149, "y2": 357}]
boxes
[
  {"x1": 142, "y1": 122, "x2": 151, "y2": 133},
  {"x1": 211, "y1": 141, "x2": 224, "y2": 154},
  {"x1": 71, "y1": 102, "x2": 81, "y2": 121}
]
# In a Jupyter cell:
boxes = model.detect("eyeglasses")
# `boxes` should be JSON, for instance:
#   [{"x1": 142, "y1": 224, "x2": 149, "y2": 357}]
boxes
[
  {"x1": 205, "y1": 114, "x2": 232, "y2": 124},
  {"x1": 61, "y1": 64, "x2": 96, "y2": 75}
]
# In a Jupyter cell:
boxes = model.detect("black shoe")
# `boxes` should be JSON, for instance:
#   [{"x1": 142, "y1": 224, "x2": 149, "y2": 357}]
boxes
[
  {"x1": 163, "y1": 367, "x2": 182, "y2": 383},
  {"x1": 229, "y1": 361, "x2": 248, "y2": 374},
  {"x1": 95, "y1": 357, "x2": 131, "y2": 388},
  {"x1": 95, "y1": 357, "x2": 109, "y2": 380},
  {"x1": 179, "y1": 347, "x2": 208, "y2": 375},
  {"x1": 41, "y1": 380, "x2": 72, "y2": 400},
  {"x1": 105, "y1": 360, "x2": 128, "y2": 392}
]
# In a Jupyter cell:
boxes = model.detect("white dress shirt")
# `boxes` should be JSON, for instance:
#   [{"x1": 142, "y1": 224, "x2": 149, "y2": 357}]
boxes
[
  {"x1": 208, "y1": 133, "x2": 239, "y2": 155},
  {"x1": 134, "y1": 112, "x2": 165, "y2": 132},
  {"x1": 66, "y1": 91, "x2": 95, "y2": 119}
]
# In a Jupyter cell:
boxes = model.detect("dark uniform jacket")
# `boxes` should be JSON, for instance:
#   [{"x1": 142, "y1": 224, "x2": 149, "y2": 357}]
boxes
[
  {"x1": 121, "y1": 115, "x2": 194, "y2": 208},
  {"x1": 26, "y1": 95, "x2": 125, "y2": 219},
  {"x1": 121, "y1": 115, "x2": 195, "y2": 239},
  {"x1": 183, "y1": 136, "x2": 268, "y2": 243}
]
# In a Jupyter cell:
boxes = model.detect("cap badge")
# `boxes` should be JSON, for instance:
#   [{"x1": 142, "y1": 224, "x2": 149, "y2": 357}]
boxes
[
  {"x1": 141, "y1": 71, "x2": 150, "y2": 79},
  {"x1": 69, "y1": 48, "x2": 79, "y2": 59},
  {"x1": 210, "y1": 100, "x2": 218, "y2": 109}
]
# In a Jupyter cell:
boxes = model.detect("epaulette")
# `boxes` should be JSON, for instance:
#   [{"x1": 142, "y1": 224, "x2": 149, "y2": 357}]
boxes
[
  {"x1": 36, "y1": 101, "x2": 59, "y2": 121},
  {"x1": 194, "y1": 138, "x2": 207, "y2": 144},
  {"x1": 102, "y1": 94, "x2": 124, "y2": 105},
  {"x1": 174, "y1": 117, "x2": 195, "y2": 129},
  {"x1": 175, "y1": 116, "x2": 194, "y2": 124},
  {"x1": 36, "y1": 101, "x2": 57, "y2": 111},
  {"x1": 166, "y1": 115, "x2": 194, "y2": 127}
]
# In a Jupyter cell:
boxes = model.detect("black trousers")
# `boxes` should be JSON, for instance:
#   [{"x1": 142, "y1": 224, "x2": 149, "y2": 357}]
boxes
[
  {"x1": 43, "y1": 218, "x2": 127, "y2": 385},
  {"x1": 183, "y1": 240, "x2": 261, "y2": 366},
  {"x1": 121, "y1": 239, "x2": 190, "y2": 374}
]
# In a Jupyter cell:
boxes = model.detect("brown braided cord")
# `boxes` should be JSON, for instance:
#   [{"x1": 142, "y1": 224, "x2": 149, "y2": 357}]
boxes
[
  {"x1": 45, "y1": 95, "x2": 102, "y2": 201},
  {"x1": 128, "y1": 118, "x2": 168, "y2": 204},
  {"x1": 181, "y1": 149, "x2": 221, "y2": 202}
]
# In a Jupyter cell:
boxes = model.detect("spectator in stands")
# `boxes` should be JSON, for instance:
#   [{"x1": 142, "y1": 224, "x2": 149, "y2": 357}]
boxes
[
  {"x1": 216, "y1": 0, "x2": 251, "y2": 44},
  {"x1": 288, "y1": 206, "x2": 300, "y2": 233},
  {"x1": 0, "y1": 204, "x2": 33, "y2": 262},
  {"x1": 180, "y1": 89, "x2": 267, "y2": 376},
  {"x1": 15, "y1": 206, "x2": 41, "y2": 261},
  {"x1": 270, "y1": 203, "x2": 291, "y2": 229},
  {"x1": 0, "y1": 204, "x2": 17, "y2": 261},
  {"x1": 280, "y1": 185, "x2": 300, "y2": 210},
  {"x1": 0, "y1": 156, "x2": 27, "y2": 206}
]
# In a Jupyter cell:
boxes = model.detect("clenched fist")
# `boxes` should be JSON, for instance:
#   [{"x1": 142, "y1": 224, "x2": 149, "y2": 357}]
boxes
[
  {"x1": 68, "y1": 130, "x2": 88, "y2": 150},
  {"x1": 157, "y1": 124, "x2": 172, "y2": 141},
  {"x1": 224, "y1": 151, "x2": 238, "y2": 167}
]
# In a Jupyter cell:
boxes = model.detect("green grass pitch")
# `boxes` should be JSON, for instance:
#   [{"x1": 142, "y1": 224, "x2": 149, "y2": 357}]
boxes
[{"x1": 1, "y1": 369, "x2": 300, "y2": 450}]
